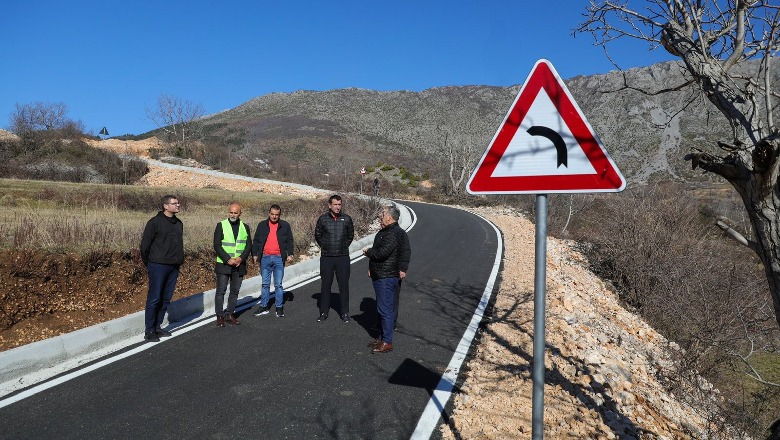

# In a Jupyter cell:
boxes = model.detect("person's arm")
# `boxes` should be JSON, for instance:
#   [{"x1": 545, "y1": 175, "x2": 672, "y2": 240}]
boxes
[
  {"x1": 399, "y1": 230, "x2": 411, "y2": 277},
  {"x1": 140, "y1": 219, "x2": 155, "y2": 266},
  {"x1": 346, "y1": 216, "x2": 355, "y2": 244},
  {"x1": 252, "y1": 222, "x2": 263, "y2": 264},
  {"x1": 366, "y1": 232, "x2": 396, "y2": 261},
  {"x1": 314, "y1": 216, "x2": 324, "y2": 246},
  {"x1": 214, "y1": 223, "x2": 233, "y2": 264},
  {"x1": 238, "y1": 223, "x2": 252, "y2": 262},
  {"x1": 284, "y1": 222, "x2": 294, "y2": 263}
]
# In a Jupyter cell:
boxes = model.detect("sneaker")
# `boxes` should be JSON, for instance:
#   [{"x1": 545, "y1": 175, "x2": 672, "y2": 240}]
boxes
[
  {"x1": 156, "y1": 328, "x2": 172, "y2": 337},
  {"x1": 254, "y1": 305, "x2": 271, "y2": 316},
  {"x1": 144, "y1": 332, "x2": 159, "y2": 342},
  {"x1": 341, "y1": 314, "x2": 350, "y2": 323},
  {"x1": 317, "y1": 312, "x2": 328, "y2": 322},
  {"x1": 276, "y1": 307, "x2": 285, "y2": 318}
]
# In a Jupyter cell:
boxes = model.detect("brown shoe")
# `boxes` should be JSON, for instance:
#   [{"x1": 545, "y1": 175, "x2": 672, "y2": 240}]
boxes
[
  {"x1": 367, "y1": 338, "x2": 381, "y2": 349},
  {"x1": 225, "y1": 314, "x2": 241, "y2": 325},
  {"x1": 216, "y1": 315, "x2": 225, "y2": 327},
  {"x1": 371, "y1": 342, "x2": 393, "y2": 354}
]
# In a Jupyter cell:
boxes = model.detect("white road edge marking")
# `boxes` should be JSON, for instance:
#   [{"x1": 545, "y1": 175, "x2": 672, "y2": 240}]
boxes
[{"x1": 410, "y1": 210, "x2": 503, "y2": 439}]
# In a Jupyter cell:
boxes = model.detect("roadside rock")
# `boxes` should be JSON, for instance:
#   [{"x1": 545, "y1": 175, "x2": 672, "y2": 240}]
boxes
[{"x1": 439, "y1": 209, "x2": 732, "y2": 439}]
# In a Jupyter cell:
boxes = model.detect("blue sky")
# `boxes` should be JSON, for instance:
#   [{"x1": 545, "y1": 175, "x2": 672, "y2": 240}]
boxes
[{"x1": 1, "y1": 1, "x2": 673, "y2": 136}]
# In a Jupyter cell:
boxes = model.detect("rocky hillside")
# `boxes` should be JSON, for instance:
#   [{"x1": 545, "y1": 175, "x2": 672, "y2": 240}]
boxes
[{"x1": 200, "y1": 60, "x2": 776, "y2": 185}]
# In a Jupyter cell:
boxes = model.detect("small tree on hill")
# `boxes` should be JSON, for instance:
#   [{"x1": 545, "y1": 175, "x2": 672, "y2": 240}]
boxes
[
  {"x1": 9, "y1": 102, "x2": 79, "y2": 140},
  {"x1": 578, "y1": 1, "x2": 780, "y2": 330},
  {"x1": 145, "y1": 94, "x2": 205, "y2": 158}
]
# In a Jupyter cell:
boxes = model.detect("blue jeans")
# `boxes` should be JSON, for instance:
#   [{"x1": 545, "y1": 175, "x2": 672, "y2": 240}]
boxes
[
  {"x1": 373, "y1": 277, "x2": 399, "y2": 344},
  {"x1": 261, "y1": 255, "x2": 285, "y2": 308},
  {"x1": 145, "y1": 262, "x2": 180, "y2": 333}
]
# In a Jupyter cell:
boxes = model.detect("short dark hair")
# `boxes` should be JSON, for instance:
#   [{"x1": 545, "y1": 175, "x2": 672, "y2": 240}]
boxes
[
  {"x1": 161, "y1": 194, "x2": 178, "y2": 209},
  {"x1": 269, "y1": 204, "x2": 281, "y2": 212},
  {"x1": 328, "y1": 194, "x2": 342, "y2": 204}
]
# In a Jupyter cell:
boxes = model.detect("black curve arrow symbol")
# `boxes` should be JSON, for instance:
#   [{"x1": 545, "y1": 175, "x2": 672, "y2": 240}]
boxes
[{"x1": 527, "y1": 126, "x2": 567, "y2": 168}]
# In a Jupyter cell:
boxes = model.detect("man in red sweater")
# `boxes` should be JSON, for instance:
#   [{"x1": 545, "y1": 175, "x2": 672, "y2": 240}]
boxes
[{"x1": 252, "y1": 204, "x2": 294, "y2": 318}]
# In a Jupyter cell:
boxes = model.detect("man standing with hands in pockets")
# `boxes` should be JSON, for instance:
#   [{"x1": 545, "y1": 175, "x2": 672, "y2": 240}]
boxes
[
  {"x1": 315, "y1": 194, "x2": 354, "y2": 322},
  {"x1": 253, "y1": 204, "x2": 294, "y2": 318}
]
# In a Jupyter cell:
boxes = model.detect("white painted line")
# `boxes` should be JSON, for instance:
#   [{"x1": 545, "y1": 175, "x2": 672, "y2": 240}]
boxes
[{"x1": 410, "y1": 210, "x2": 503, "y2": 439}]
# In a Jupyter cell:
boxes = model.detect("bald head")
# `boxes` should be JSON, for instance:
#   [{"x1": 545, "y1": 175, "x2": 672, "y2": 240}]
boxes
[{"x1": 228, "y1": 203, "x2": 242, "y2": 222}]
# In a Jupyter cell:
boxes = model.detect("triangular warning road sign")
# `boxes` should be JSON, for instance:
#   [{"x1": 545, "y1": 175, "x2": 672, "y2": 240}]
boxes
[{"x1": 467, "y1": 59, "x2": 626, "y2": 194}]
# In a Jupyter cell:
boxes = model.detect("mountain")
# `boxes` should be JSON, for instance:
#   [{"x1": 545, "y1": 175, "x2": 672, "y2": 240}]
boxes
[{"x1": 200, "y1": 60, "x2": 773, "y2": 186}]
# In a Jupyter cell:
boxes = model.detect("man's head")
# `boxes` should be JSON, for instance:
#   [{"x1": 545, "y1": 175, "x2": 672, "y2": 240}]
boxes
[
  {"x1": 328, "y1": 194, "x2": 343, "y2": 216},
  {"x1": 268, "y1": 204, "x2": 281, "y2": 224},
  {"x1": 161, "y1": 194, "x2": 180, "y2": 217},
  {"x1": 380, "y1": 204, "x2": 400, "y2": 228},
  {"x1": 228, "y1": 202, "x2": 242, "y2": 222}
]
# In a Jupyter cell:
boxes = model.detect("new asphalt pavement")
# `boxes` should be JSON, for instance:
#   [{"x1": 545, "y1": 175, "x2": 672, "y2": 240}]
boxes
[{"x1": 0, "y1": 200, "x2": 502, "y2": 439}]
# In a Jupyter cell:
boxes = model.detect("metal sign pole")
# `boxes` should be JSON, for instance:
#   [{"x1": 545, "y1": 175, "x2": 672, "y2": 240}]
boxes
[{"x1": 532, "y1": 194, "x2": 548, "y2": 439}]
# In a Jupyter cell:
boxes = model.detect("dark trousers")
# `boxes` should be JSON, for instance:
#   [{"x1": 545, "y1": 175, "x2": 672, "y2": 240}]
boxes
[
  {"x1": 145, "y1": 262, "x2": 180, "y2": 333},
  {"x1": 375, "y1": 278, "x2": 402, "y2": 330},
  {"x1": 394, "y1": 278, "x2": 402, "y2": 323},
  {"x1": 319, "y1": 255, "x2": 350, "y2": 315},
  {"x1": 373, "y1": 277, "x2": 399, "y2": 344},
  {"x1": 215, "y1": 270, "x2": 243, "y2": 316}
]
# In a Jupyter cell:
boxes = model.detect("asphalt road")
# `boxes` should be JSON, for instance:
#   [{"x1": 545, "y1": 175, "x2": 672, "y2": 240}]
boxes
[{"x1": 0, "y1": 201, "x2": 501, "y2": 440}]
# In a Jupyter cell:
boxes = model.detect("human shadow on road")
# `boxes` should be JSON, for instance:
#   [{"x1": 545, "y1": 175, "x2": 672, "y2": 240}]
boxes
[{"x1": 388, "y1": 358, "x2": 460, "y2": 398}]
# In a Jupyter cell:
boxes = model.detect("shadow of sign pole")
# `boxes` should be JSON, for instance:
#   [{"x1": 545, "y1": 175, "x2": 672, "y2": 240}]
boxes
[{"x1": 532, "y1": 194, "x2": 548, "y2": 440}]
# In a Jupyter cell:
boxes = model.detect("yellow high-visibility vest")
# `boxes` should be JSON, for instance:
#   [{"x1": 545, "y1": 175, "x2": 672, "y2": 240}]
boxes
[{"x1": 216, "y1": 219, "x2": 248, "y2": 263}]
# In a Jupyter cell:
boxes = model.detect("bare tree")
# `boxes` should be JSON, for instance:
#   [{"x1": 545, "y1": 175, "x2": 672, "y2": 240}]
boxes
[
  {"x1": 145, "y1": 94, "x2": 205, "y2": 157},
  {"x1": 438, "y1": 127, "x2": 481, "y2": 196},
  {"x1": 578, "y1": 1, "x2": 780, "y2": 329},
  {"x1": 9, "y1": 102, "x2": 70, "y2": 139}
]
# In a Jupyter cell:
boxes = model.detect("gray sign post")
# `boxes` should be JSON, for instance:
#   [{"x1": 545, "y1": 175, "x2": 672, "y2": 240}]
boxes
[
  {"x1": 532, "y1": 194, "x2": 548, "y2": 439},
  {"x1": 466, "y1": 59, "x2": 626, "y2": 439}
]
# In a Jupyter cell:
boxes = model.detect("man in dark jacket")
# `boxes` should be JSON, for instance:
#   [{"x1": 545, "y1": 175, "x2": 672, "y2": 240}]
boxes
[
  {"x1": 140, "y1": 194, "x2": 184, "y2": 342},
  {"x1": 213, "y1": 202, "x2": 252, "y2": 327},
  {"x1": 314, "y1": 194, "x2": 355, "y2": 322},
  {"x1": 363, "y1": 204, "x2": 404, "y2": 353},
  {"x1": 252, "y1": 204, "x2": 294, "y2": 318}
]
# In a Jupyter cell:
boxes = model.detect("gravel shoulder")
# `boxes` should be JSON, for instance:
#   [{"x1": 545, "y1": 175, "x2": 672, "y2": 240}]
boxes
[{"x1": 438, "y1": 207, "x2": 721, "y2": 439}]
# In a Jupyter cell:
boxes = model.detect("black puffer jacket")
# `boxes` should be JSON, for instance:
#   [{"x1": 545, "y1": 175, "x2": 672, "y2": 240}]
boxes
[
  {"x1": 366, "y1": 222, "x2": 403, "y2": 280},
  {"x1": 314, "y1": 212, "x2": 354, "y2": 257}
]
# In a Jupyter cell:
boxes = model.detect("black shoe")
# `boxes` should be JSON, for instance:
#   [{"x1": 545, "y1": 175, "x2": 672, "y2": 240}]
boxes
[
  {"x1": 276, "y1": 307, "x2": 285, "y2": 318},
  {"x1": 156, "y1": 328, "x2": 172, "y2": 337},
  {"x1": 341, "y1": 314, "x2": 350, "y2": 323},
  {"x1": 144, "y1": 332, "x2": 159, "y2": 342},
  {"x1": 254, "y1": 305, "x2": 271, "y2": 316},
  {"x1": 317, "y1": 312, "x2": 328, "y2": 322}
]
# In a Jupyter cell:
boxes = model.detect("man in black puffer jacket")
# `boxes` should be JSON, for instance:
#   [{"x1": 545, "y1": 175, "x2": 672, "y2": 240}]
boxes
[
  {"x1": 363, "y1": 204, "x2": 404, "y2": 354},
  {"x1": 314, "y1": 194, "x2": 354, "y2": 322}
]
